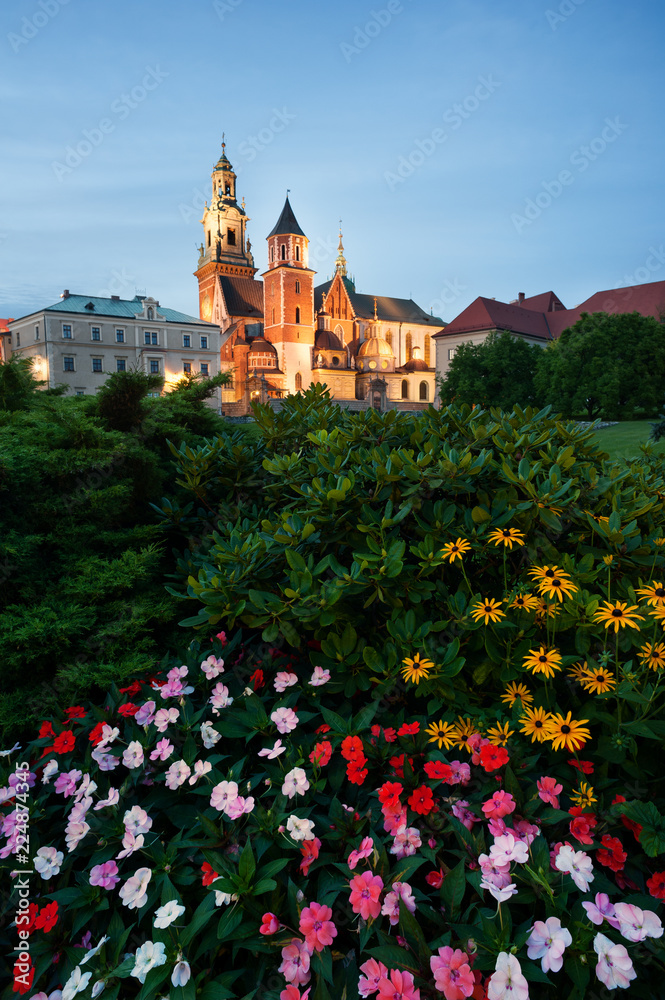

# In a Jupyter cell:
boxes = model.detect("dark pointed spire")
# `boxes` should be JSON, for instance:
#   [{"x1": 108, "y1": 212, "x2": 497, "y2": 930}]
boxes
[{"x1": 268, "y1": 195, "x2": 306, "y2": 238}]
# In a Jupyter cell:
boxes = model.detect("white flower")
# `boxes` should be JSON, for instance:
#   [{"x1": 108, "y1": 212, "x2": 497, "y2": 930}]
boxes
[
  {"x1": 171, "y1": 959, "x2": 192, "y2": 987},
  {"x1": 214, "y1": 889, "x2": 238, "y2": 906},
  {"x1": 209, "y1": 682, "x2": 233, "y2": 714},
  {"x1": 527, "y1": 916, "x2": 572, "y2": 973},
  {"x1": 200, "y1": 721, "x2": 221, "y2": 748},
  {"x1": 116, "y1": 830, "x2": 144, "y2": 859},
  {"x1": 42, "y1": 759, "x2": 59, "y2": 784},
  {"x1": 189, "y1": 760, "x2": 212, "y2": 784},
  {"x1": 91, "y1": 750, "x2": 120, "y2": 771},
  {"x1": 164, "y1": 760, "x2": 191, "y2": 790},
  {"x1": 0, "y1": 742, "x2": 21, "y2": 757},
  {"x1": 282, "y1": 767, "x2": 309, "y2": 799},
  {"x1": 555, "y1": 844, "x2": 594, "y2": 892},
  {"x1": 594, "y1": 932, "x2": 637, "y2": 990},
  {"x1": 154, "y1": 899, "x2": 186, "y2": 928},
  {"x1": 286, "y1": 815, "x2": 315, "y2": 842},
  {"x1": 80, "y1": 935, "x2": 109, "y2": 965},
  {"x1": 210, "y1": 780, "x2": 239, "y2": 812},
  {"x1": 271, "y1": 707, "x2": 299, "y2": 734},
  {"x1": 91, "y1": 980, "x2": 106, "y2": 998},
  {"x1": 96, "y1": 725, "x2": 119, "y2": 750},
  {"x1": 489, "y1": 832, "x2": 529, "y2": 867},
  {"x1": 34, "y1": 846, "x2": 64, "y2": 880},
  {"x1": 122, "y1": 741, "x2": 144, "y2": 769},
  {"x1": 481, "y1": 878, "x2": 518, "y2": 904},
  {"x1": 614, "y1": 902, "x2": 663, "y2": 942},
  {"x1": 487, "y1": 953, "x2": 529, "y2": 1000},
  {"x1": 274, "y1": 671, "x2": 298, "y2": 692},
  {"x1": 309, "y1": 666, "x2": 331, "y2": 686},
  {"x1": 131, "y1": 940, "x2": 167, "y2": 984},
  {"x1": 62, "y1": 966, "x2": 93, "y2": 999},
  {"x1": 93, "y1": 787, "x2": 120, "y2": 811},
  {"x1": 65, "y1": 820, "x2": 90, "y2": 853},
  {"x1": 123, "y1": 805, "x2": 152, "y2": 835},
  {"x1": 119, "y1": 867, "x2": 152, "y2": 909}
]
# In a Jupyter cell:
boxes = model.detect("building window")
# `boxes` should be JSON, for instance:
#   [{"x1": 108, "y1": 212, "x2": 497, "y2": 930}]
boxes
[
  {"x1": 448, "y1": 347, "x2": 456, "y2": 360},
  {"x1": 200, "y1": 362, "x2": 209, "y2": 375},
  {"x1": 116, "y1": 329, "x2": 125, "y2": 343},
  {"x1": 149, "y1": 360, "x2": 160, "y2": 374},
  {"x1": 401, "y1": 379, "x2": 409, "y2": 399},
  {"x1": 419, "y1": 381, "x2": 428, "y2": 401},
  {"x1": 207, "y1": 231, "x2": 211, "y2": 247},
  {"x1": 332, "y1": 356, "x2": 339, "y2": 366},
  {"x1": 183, "y1": 362, "x2": 192, "y2": 374},
  {"x1": 295, "y1": 307, "x2": 301, "y2": 324},
  {"x1": 151, "y1": 332, "x2": 158, "y2": 345},
  {"x1": 405, "y1": 331, "x2": 413, "y2": 362},
  {"x1": 75, "y1": 390, "x2": 85, "y2": 396},
  {"x1": 200, "y1": 336, "x2": 207, "y2": 349},
  {"x1": 295, "y1": 245, "x2": 300, "y2": 261},
  {"x1": 116, "y1": 359, "x2": 126, "y2": 372},
  {"x1": 63, "y1": 324, "x2": 72, "y2": 339},
  {"x1": 91, "y1": 327, "x2": 101, "y2": 341},
  {"x1": 144, "y1": 332, "x2": 151, "y2": 345},
  {"x1": 281, "y1": 244, "x2": 286, "y2": 260},
  {"x1": 63, "y1": 357, "x2": 75, "y2": 372},
  {"x1": 183, "y1": 334, "x2": 191, "y2": 347},
  {"x1": 271, "y1": 246, "x2": 275, "y2": 262},
  {"x1": 272, "y1": 308, "x2": 275, "y2": 324},
  {"x1": 227, "y1": 228, "x2": 236, "y2": 246},
  {"x1": 16, "y1": 333, "x2": 20, "y2": 346},
  {"x1": 295, "y1": 280, "x2": 300, "y2": 294},
  {"x1": 92, "y1": 358, "x2": 103, "y2": 373},
  {"x1": 34, "y1": 325, "x2": 39, "y2": 340},
  {"x1": 385, "y1": 329, "x2": 393, "y2": 349},
  {"x1": 147, "y1": 307, "x2": 153, "y2": 320},
  {"x1": 295, "y1": 372, "x2": 302, "y2": 390},
  {"x1": 424, "y1": 335, "x2": 431, "y2": 366}
]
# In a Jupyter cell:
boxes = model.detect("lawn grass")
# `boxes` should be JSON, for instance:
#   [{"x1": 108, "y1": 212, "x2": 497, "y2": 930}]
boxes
[{"x1": 590, "y1": 420, "x2": 665, "y2": 461}]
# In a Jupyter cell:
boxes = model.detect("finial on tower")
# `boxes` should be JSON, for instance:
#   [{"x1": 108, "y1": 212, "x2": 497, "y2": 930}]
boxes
[
  {"x1": 373, "y1": 297, "x2": 378, "y2": 321},
  {"x1": 335, "y1": 222, "x2": 348, "y2": 278},
  {"x1": 221, "y1": 131, "x2": 226, "y2": 152}
]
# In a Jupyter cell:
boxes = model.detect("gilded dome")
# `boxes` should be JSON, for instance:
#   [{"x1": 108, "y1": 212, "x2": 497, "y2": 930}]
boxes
[{"x1": 357, "y1": 336, "x2": 394, "y2": 358}]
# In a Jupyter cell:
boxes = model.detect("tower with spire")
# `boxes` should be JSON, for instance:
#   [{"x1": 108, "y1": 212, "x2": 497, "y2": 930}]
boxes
[
  {"x1": 262, "y1": 194, "x2": 316, "y2": 395},
  {"x1": 194, "y1": 137, "x2": 256, "y2": 322}
]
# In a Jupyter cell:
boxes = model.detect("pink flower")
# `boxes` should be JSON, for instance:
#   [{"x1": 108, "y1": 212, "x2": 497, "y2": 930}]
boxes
[
  {"x1": 149, "y1": 738, "x2": 174, "y2": 761},
  {"x1": 358, "y1": 958, "x2": 389, "y2": 997},
  {"x1": 487, "y1": 952, "x2": 529, "y2": 1000},
  {"x1": 554, "y1": 844, "x2": 594, "y2": 892},
  {"x1": 381, "y1": 881, "x2": 416, "y2": 926},
  {"x1": 93, "y1": 787, "x2": 119, "y2": 810},
  {"x1": 451, "y1": 800, "x2": 477, "y2": 830},
  {"x1": 430, "y1": 946, "x2": 475, "y2": 999},
  {"x1": 116, "y1": 829, "x2": 144, "y2": 859},
  {"x1": 447, "y1": 761, "x2": 471, "y2": 785},
  {"x1": 613, "y1": 902, "x2": 663, "y2": 942},
  {"x1": 89, "y1": 860, "x2": 120, "y2": 889},
  {"x1": 54, "y1": 770, "x2": 82, "y2": 798},
  {"x1": 526, "y1": 916, "x2": 572, "y2": 973},
  {"x1": 347, "y1": 836, "x2": 374, "y2": 870},
  {"x1": 134, "y1": 701, "x2": 156, "y2": 726},
  {"x1": 377, "y1": 968, "x2": 420, "y2": 1000},
  {"x1": 582, "y1": 893, "x2": 621, "y2": 929},
  {"x1": 164, "y1": 760, "x2": 191, "y2": 790},
  {"x1": 349, "y1": 870, "x2": 384, "y2": 920},
  {"x1": 225, "y1": 794, "x2": 254, "y2": 819},
  {"x1": 280, "y1": 987, "x2": 311, "y2": 1000},
  {"x1": 154, "y1": 708, "x2": 179, "y2": 732},
  {"x1": 260, "y1": 912, "x2": 280, "y2": 935},
  {"x1": 122, "y1": 741, "x2": 144, "y2": 769},
  {"x1": 512, "y1": 818, "x2": 540, "y2": 845},
  {"x1": 210, "y1": 780, "x2": 239, "y2": 813},
  {"x1": 91, "y1": 749, "x2": 119, "y2": 770},
  {"x1": 390, "y1": 825, "x2": 422, "y2": 859},
  {"x1": 188, "y1": 760, "x2": 212, "y2": 784},
  {"x1": 299, "y1": 901, "x2": 337, "y2": 953},
  {"x1": 271, "y1": 707, "x2": 299, "y2": 733},
  {"x1": 209, "y1": 682, "x2": 233, "y2": 714},
  {"x1": 489, "y1": 833, "x2": 529, "y2": 867},
  {"x1": 482, "y1": 791, "x2": 516, "y2": 821},
  {"x1": 119, "y1": 867, "x2": 152, "y2": 909},
  {"x1": 308, "y1": 666, "x2": 330, "y2": 687},
  {"x1": 278, "y1": 939, "x2": 311, "y2": 986},
  {"x1": 537, "y1": 776, "x2": 562, "y2": 809},
  {"x1": 593, "y1": 932, "x2": 636, "y2": 990},
  {"x1": 201, "y1": 655, "x2": 224, "y2": 679},
  {"x1": 274, "y1": 671, "x2": 298, "y2": 692},
  {"x1": 282, "y1": 767, "x2": 309, "y2": 799},
  {"x1": 65, "y1": 820, "x2": 90, "y2": 853},
  {"x1": 480, "y1": 878, "x2": 518, "y2": 904},
  {"x1": 258, "y1": 739, "x2": 286, "y2": 758}
]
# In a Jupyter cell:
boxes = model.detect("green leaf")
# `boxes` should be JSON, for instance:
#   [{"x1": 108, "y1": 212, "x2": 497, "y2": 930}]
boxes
[
  {"x1": 238, "y1": 840, "x2": 256, "y2": 884},
  {"x1": 441, "y1": 858, "x2": 466, "y2": 912}
]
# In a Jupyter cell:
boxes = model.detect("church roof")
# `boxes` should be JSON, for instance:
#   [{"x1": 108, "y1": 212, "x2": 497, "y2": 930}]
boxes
[
  {"x1": 315, "y1": 281, "x2": 443, "y2": 326},
  {"x1": 219, "y1": 276, "x2": 264, "y2": 318},
  {"x1": 268, "y1": 196, "x2": 307, "y2": 238},
  {"x1": 315, "y1": 329, "x2": 343, "y2": 350},
  {"x1": 29, "y1": 294, "x2": 214, "y2": 326},
  {"x1": 248, "y1": 336, "x2": 277, "y2": 355},
  {"x1": 398, "y1": 358, "x2": 431, "y2": 372},
  {"x1": 358, "y1": 336, "x2": 394, "y2": 358}
]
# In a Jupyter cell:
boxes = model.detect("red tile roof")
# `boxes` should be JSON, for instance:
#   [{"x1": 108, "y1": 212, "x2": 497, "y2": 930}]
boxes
[
  {"x1": 433, "y1": 297, "x2": 553, "y2": 340},
  {"x1": 546, "y1": 280, "x2": 665, "y2": 338}
]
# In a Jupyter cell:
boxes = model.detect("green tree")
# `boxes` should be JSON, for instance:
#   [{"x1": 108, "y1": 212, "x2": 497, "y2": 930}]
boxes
[
  {"x1": 534, "y1": 311, "x2": 665, "y2": 420},
  {"x1": 0, "y1": 355, "x2": 44, "y2": 410},
  {"x1": 439, "y1": 331, "x2": 540, "y2": 409},
  {"x1": 95, "y1": 367, "x2": 164, "y2": 431}
]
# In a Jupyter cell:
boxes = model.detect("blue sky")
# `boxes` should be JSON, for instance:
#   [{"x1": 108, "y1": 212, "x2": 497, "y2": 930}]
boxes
[{"x1": 1, "y1": 0, "x2": 664, "y2": 323}]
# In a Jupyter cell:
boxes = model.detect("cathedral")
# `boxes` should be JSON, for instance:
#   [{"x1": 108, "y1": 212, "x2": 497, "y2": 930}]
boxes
[{"x1": 194, "y1": 141, "x2": 445, "y2": 415}]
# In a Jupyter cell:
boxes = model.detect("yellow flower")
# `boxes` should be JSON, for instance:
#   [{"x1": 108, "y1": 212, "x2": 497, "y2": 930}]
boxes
[
  {"x1": 653, "y1": 537, "x2": 665, "y2": 547},
  {"x1": 519, "y1": 705, "x2": 551, "y2": 743},
  {"x1": 568, "y1": 660, "x2": 591, "y2": 682},
  {"x1": 469, "y1": 597, "x2": 506, "y2": 625},
  {"x1": 528, "y1": 564, "x2": 565, "y2": 584},
  {"x1": 543, "y1": 712, "x2": 591, "y2": 752},
  {"x1": 592, "y1": 600, "x2": 645, "y2": 633},
  {"x1": 570, "y1": 782, "x2": 597, "y2": 808},
  {"x1": 500, "y1": 682, "x2": 533, "y2": 708},
  {"x1": 451, "y1": 716, "x2": 481, "y2": 751},
  {"x1": 602, "y1": 555, "x2": 614, "y2": 566},
  {"x1": 487, "y1": 527, "x2": 526, "y2": 549},
  {"x1": 536, "y1": 573, "x2": 578, "y2": 603},
  {"x1": 486, "y1": 720, "x2": 514, "y2": 746},
  {"x1": 535, "y1": 598, "x2": 559, "y2": 622},
  {"x1": 580, "y1": 666, "x2": 616, "y2": 694},
  {"x1": 425, "y1": 719, "x2": 457, "y2": 750},
  {"x1": 401, "y1": 652, "x2": 434, "y2": 684},
  {"x1": 638, "y1": 642, "x2": 665, "y2": 671},
  {"x1": 635, "y1": 581, "x2": 665, "y2": 608},
  {"x1": 522, "y1": 646, "x2": 563, "y2": 679},
  {"x1": 509, "y1": 592, "x2": 540, "y2": 612},
  {"x1": 440, "y1": 538, "x2": 472, "y2": 563}
]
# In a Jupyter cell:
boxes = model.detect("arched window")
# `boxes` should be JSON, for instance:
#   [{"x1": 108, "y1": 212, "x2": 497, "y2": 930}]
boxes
[
  {"x1": 401, "y1": 379, "x2": 409, "y2": 399},
  {"x1": 295, "y1": 372, "x2": 302, "y2": 391},
  {"x1": 295, "y1": 245, "x2": 300, "y2": 261},
  {"x1": 419, "y1": 381, "x2": 428, "y2": 401},
  {"x1": 424, "y1": 335, "x2": 431, "y2": 366},
  {"x1": 295, "y1": 307, "x2": 301, "y2": 324},
  {"x1": 281, "y1": 244, "x2": 286, "y2": 260},
  {"x1": 405, "y1": 331, "x2": 413, "y2": 362},
  {"x1": 272, "y1": 308, "x2": 275, "y2": 324},
  {"x1": 334, "y1": 324, "x2": 344, "y2": 344},
  {"x1": 147, "y1": 307, "x2": 153, "y2": 320},
  {"x1": 385, "y1": 329, "x2": 393, "y2": 349},
  {"x1": 207, "y1": 231, "x2": 211, "y2": 247},
  {"x1": 271, "y1": 246, "x2": 275, "y2": 262}
]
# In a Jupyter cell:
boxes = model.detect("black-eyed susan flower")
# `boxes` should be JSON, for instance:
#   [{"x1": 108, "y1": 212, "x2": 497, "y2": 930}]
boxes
[
  {"x1": 439, "y1": 538, "x2": 472, "y2": 563},
  {"x1": 568, "y1": 660, "x2": 592, "y2": 682},
  {"x1": 638, "y1": 642, "x2": 665, "y2": 671},
  {"x1": 500, "y1": 682, "x2": 533, "y2": 707},
  {"x1": 602, "y1": 555, "x2": 614, "y2": 566},
  {"x1": 509, "y1": 592, "x2": 539, "y2": 612},
  {"x1": 580, "y1": 666, "x2": 616, "y2": 694},
  {"x1": 528, "y1": 564, "x2": 564, "y2": 584},
  {"x1": 401, "y1": 652, "x2": 434, "y2": 684},
  {"x1": 543, "y1": 712, "x2": 591, "y2": 752},
  {"x1": 592, "y1": 600, "x2": 645, "y2": 633},
  {"x1": 469, "y1": 597, "x2": 505, "y2": 625},
  {"x1": 536, "y1": 573, "x2": 579, "y2": 603},
  {"x1": 535, "y1": 598, "x2": 559, "y2": 624},
  {"x1": 485, "y1": 720, "x2": 514, "y2": 746},
  {"x1": 425, "y1": 719, "x2": 457, "y2": 750},
  {"x1": 451, "y1": 716, "x2": 481, "y2": 750},
  {"x1": 522, "y1": 646, "x2": 563, "y2": 679},
  {"x1": 635, "y1": 581, "x2": 665, "y2": 608},
  {"x1": 519, "y1": 705, "x2": 551, "y2": 743},
  {"x1": 487, "y1": 527, "x2": 526, "y2": 549},
  {"x1": 570, "y1": 782, "x2": 597, "y2": 809}
]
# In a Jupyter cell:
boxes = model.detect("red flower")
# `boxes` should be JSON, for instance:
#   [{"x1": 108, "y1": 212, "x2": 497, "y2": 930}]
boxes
[
  {"x1": 117, "y1": 702, "x2": 139, "y2": 717},
  {"x1": 119, "y1": 680, "x2": 142, "y2": 695},
  {"x1": 425, "y1": 868, "x2": 445, "y2": 888},
  {"x1": 300, "y1": 836, "x2": 321, "y2": 876},
  {"x1": 647, "y1": 871, "x2": 665, "y2": 900},
  {"x1": 16, "y1": 903, "x2": 39, "y2": 937},
  {"x1": 63, "y1": 705, "x2": 86, "y2": 722},
  {"x1": 596, "y1": 835, "x2": 627, "y2": 873},
  {"x1": 568, "y1": 807, "x2": 597, "y2": 845},
  {"x1": 249, "y1": 668, "x2": 265, "y2": 690},
  {"x1": 88, "y1": 721, "x2": 106, "y2": 746},
  {"x1": 568, "y1": 758, "x2": 594, "y2": 774},
  {"x1": 260, "y1": 912, "x2": 280, "y2": 935},
  {"x1": 52, "y1": 730, "x2": 75, "y2": 755},
  {"x1": 408, "y1": 785, "x2": 435, "y2": 815},
  {"x1": 38, "y1": 721, "x2": 55, "y2": 740},
  {"x1": 378, "y1": 781, "x2": 403, "y2": 809},
  {"x1": 479, "y1": 744, "x2": 509, "y2": 772},
  {"x1": 12, "y1": 955, "x2": 34, "y2": 995},
  {"x1": 389, "y1": 753, "x2": 414, "y2": 779},
  {"x1": 424, "y1": 760, "x2": 454, "y2": 782},
  {"x1": 620, "y1": 815, "x2": 642, "y2": 843},
  {"x1": 315, "y1": 724, "x2": 331, "y2": 734},
  {"x1": 341, "y1": 735, "x2": 364, "y2": 762},
  {"x1": 309, "y1": 741, "x2": 332, "y2": 767},
  {"x1": 35, "y1": 901, "x2": 59, "y2": 933},
  {"x1": 397, "y1": 722, "x2": 420, "y2": 737},
  {"x1": 347, "y1": 756, "x2": 368, "y2": 785},
  {"x1": 201, "y1": 862, "x2": 219, "y2": 886}
]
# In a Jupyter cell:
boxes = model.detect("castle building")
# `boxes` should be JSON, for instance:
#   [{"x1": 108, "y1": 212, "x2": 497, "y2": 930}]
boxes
[{"x1": 197, "y1": 142, "x2": 445, "y2": 414}]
